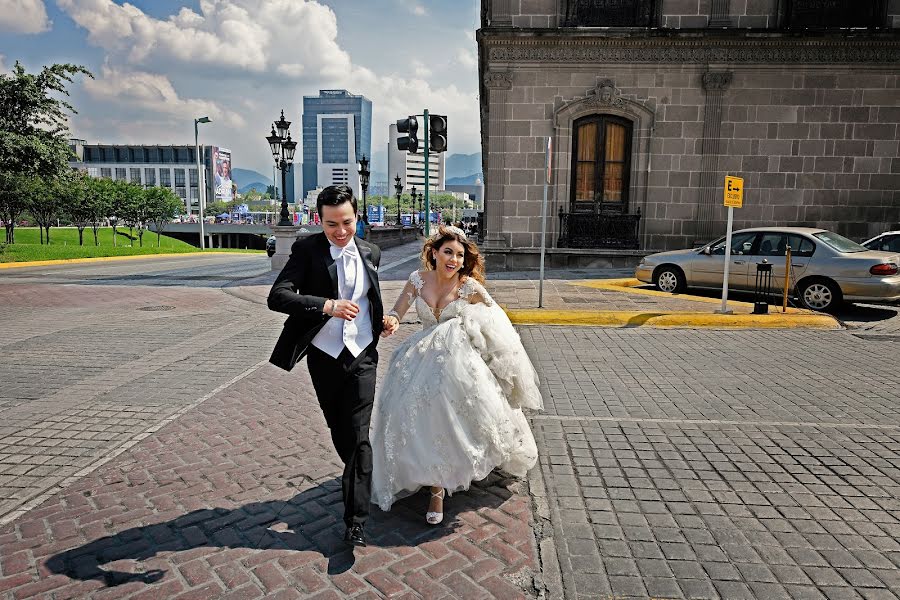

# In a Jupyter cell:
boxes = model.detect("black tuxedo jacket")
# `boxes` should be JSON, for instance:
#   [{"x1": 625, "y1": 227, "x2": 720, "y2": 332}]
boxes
[{"x1": 267, "y1": 233, "x2": 384, "y2": 371}]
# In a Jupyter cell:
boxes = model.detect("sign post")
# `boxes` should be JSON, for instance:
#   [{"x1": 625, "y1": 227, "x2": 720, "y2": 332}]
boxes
[
  {"x1": 538, "y1": 136, "x2": 552, "y2": 308},
  {"x1": 716, "y1": 175, "x2": 744, "y2": 314}
]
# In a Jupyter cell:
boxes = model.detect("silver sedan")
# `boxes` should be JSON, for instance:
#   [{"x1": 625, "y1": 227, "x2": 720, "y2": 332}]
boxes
[{"x1": 635, "y1": 227, "x2": 900, "y2": 312}]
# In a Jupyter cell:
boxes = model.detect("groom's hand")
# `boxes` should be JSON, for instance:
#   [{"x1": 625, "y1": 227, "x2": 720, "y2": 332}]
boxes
[
  {"x1": 381, "y1": 315, "x2": 399, "y2": 337},
  {"x1": 331, "y1": 300, "x2": 359, "y2": 320}
]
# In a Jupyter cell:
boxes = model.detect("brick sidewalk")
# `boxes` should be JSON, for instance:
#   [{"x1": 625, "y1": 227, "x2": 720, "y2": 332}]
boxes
[{"x1": 0, "y1": 344, "x2": 540, "y2": 599}]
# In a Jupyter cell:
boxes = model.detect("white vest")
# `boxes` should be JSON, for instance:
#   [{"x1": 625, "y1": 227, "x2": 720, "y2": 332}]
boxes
[{"x1": 311, "y1": 239, "x2": 373, "y2": 358}]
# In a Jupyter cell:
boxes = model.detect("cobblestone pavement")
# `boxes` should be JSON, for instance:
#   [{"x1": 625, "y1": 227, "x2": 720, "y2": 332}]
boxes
[{"x1": 522, "y1": 327, "x2": 900, "y2": 600}]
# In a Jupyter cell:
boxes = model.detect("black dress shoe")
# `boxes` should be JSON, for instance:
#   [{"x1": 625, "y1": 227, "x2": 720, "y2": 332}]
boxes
[{"x1": 344, "y1": 524, "x2": 366, "y2": 547}]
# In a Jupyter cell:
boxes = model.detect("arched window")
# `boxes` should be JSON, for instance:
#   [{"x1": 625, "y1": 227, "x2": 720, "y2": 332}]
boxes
[{"x1": 570, "y1": 115, "x2": 632, "y2": 213}]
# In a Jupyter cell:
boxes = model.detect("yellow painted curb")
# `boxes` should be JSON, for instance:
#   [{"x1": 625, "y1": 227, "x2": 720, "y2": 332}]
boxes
[
  {"x1": 0, "y1": 251, "x2": 256, "y2": 270},
  {"x1": 571, "y1": 278, "x2": 812, "y2": 314},
  {"x1": 505, "y1": 309, "x2": 840, "y2": 330}
]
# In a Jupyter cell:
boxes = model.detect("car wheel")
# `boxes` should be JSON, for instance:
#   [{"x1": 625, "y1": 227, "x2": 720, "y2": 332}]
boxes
[
  {"x1": 654, "y1": 266, "x2": 686, "y2": 294},
  {"x1": 798, "y1": 279, "x2": 842, "y2": 312}
]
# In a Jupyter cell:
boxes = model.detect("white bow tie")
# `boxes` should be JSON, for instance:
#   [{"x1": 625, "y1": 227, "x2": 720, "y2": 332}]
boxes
[{"x1": 330, "y1": 243, "x2": 358, "y2": 260}]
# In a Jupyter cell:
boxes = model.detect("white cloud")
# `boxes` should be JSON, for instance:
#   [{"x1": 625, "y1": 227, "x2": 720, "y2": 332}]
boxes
[
  {"x1": 56, "y1": 0, "x2": 351, "y2": 79},
  {"x1": 412, "y1": 59, "x2": 432, "y2": 78},
  {"x1": 0, "y1": 55, "x2": 7, "y2": 73},
  {"x1": 456, "y1": 47, "x2": 477, "y2": 69},
  {"x1": 411, "y1": 4, "x2": 426, "y2": 16},
  {"x1": 84, "y1": 65, "x2": 246, "y2": 128},
  {"x1": 0, "y1": 0, "x2": 50, "y2": 33},
  {"x1": 58, "y1": 0, "x2": 481, "y2": 173}
]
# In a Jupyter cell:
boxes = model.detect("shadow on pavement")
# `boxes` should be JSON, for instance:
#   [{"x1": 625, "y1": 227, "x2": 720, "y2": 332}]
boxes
[{"x1": 45, "y1": 474, "x2": 512, "y2": 587}]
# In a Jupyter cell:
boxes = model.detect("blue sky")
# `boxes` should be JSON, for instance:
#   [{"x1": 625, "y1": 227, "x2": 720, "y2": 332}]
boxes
[{"x1": 0, "y1": 0, "x2": 481, "y2": 179}]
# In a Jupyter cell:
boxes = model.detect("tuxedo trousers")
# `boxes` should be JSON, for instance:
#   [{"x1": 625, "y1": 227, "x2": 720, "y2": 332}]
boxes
[{"x1": 307, "y1": 343, "x2": 377, "y2": 527}]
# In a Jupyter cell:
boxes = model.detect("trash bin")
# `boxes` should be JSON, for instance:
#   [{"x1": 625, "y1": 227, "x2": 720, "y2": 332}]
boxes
[{"x1": 754, "y1": 261, "x2": 773, "y2": 314}]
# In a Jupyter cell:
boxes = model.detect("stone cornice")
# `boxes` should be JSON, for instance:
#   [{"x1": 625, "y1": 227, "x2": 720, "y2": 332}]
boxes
[{"x1": 484, "y1": 36, "x2": 900, "y2": 64}]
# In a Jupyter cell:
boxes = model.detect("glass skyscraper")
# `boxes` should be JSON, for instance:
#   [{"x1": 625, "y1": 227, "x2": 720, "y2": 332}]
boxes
[{"x1": 301, "y1": 90, "x2": 372, "y2": 199}]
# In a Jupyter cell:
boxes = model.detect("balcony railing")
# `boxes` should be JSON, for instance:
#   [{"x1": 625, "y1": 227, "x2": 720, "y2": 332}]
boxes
[
  {"x1": 782, "y1": 0, "x2": 888, "y2": 29},
  {"x1": 562, "y1": 0, "x2": 656, "y2": 27},
  {"x1": 557, "y1": 207, "x2": 641, "y2": 249}
]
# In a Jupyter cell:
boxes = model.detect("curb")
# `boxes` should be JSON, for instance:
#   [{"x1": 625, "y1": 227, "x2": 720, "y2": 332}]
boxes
[
  {"x1": 0, "y1": 251, "x2": 256, "y2": 270},
  {"x1": 505, "y1": 309, "x2": 841, "y2": 329}
]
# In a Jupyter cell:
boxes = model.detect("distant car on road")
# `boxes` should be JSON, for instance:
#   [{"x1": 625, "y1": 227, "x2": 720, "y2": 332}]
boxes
[
  {"x1": 863, "y1": 231, "x2": 900, "y2": 254},
  {"x1": 266, "y1": 235, "x2": 276, "y2": 257},
  {"x1": 635, "y1": 227, "x2": 900, "y2": 312}
]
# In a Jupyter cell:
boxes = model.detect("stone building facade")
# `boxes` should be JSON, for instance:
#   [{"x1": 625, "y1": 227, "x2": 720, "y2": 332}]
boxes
[{"x1": 478, "y1": 0, "x2": 900, "y2": 267}]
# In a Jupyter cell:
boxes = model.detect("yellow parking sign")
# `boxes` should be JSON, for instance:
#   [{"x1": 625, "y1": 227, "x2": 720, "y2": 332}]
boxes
[{"x1": 724, "y1": 176, "x2": 744, "y2": 208}]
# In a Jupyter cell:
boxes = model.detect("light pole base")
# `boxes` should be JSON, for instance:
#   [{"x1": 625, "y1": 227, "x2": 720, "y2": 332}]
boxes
[{"x1": 269, "y1": 224, "x2": 301, "y2": 271}]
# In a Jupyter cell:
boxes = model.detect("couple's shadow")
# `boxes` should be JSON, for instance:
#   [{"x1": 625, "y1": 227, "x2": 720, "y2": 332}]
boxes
[{"x1": 45, "y1": 473, "x2": 516, "y2": 588}]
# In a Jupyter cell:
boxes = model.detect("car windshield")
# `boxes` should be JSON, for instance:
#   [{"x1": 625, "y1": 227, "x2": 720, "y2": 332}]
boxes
[{"x1": 812, "y1": 231, "x2": 867, "y2": 254}]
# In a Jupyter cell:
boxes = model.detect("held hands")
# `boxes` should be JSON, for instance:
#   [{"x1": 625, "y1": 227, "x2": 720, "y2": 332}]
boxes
[
  {"x1": 326, "y1": 299, "x2": 359, "y2": 321},
  {"x1": 381, "y1": 314, "x2": 400, "y2": 337}
]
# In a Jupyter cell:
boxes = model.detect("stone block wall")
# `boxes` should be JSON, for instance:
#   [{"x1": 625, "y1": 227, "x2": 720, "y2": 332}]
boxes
[{"x1": 484, "y1": 61, "x2": 899, "y2": 250}]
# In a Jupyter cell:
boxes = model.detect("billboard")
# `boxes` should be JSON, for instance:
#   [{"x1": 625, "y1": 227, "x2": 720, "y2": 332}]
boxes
[{"x1": 212, "y1": 147, "x2": 233, "y2": 203}]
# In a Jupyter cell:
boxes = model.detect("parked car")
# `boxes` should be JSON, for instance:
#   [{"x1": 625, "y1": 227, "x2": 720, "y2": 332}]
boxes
[
  {"x1": 863, "y1": 231, "x2": 900, "y2": 254},
  {"x1": 266, "y1": 235, "x2": 276, "y2": 257},
  {"x1": 635, "y1": 227, "x2": 900, "y2": 312}
]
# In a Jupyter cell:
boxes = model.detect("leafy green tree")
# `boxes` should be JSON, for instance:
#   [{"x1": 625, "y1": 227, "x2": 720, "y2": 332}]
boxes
[
  {"x1": 0, "y1": 62, "x2": 92, "y2": 179},
  {"x1": 27, "y1": 177, "x2": 60, "y2": 244},
  {"x1": 85, "y1": 177, "x2": 114, "y2": 246},
  {"x1": 145, "y1": 187, "x2": 183, "y2": 247},
  {"x1": 265, "y1": 184, "x2": 276, "y2": 198},
  {"x1": 206, "y1": 200, "x2": 227, "y2": 217},
  {"x1": 60, "y1": 171, "x2": 93, "y2": 245},
  {"x1": 115, "y1": 181, "x2": 144, "y2": 247},
  {"x1": 0, "y1": 172, "x2": 30, "y2": 243}
]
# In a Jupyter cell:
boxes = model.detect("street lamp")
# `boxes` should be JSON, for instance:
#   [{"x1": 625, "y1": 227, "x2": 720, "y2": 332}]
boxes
[
  {"x1": 394, "y1": 174, "x2": 403, "y2": 227},
  {"x1": 358, "y1": 155, "x2": 370, "y2": 219},
  {"x1": 266, "y1": 109, "x2": 297, "y2": 227},
  {"x1": 194, "y1": 116, "x2": 211, "y2": 249},
  {"x1": 410, "y1": 186, "x2": 417, "y2": 226}
]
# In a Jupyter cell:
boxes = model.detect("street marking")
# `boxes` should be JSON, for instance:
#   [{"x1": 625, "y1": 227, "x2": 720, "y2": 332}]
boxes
[
  {"x1": 530, "y1": 414, "x2": 899, "y2": 430},
  {"x1": 0, "y1": 358, "x2": 270, "y2": 526}
]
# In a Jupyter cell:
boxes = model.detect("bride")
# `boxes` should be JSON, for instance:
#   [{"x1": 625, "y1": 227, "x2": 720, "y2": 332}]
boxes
[{"x1": 372, "y1": 225, "x2": 542, "y2": 524}]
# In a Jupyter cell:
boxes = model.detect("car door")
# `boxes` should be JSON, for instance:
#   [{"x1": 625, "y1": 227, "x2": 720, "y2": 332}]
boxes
[
  {"x1": 749, "y1": 232, "x2": 814, "y2": 298},
  {"x1": 692, "y1": 232, "x2": 757, "y2": 289}
]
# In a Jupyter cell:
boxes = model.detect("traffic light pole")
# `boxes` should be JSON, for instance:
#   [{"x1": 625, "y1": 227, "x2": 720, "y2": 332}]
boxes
[{"x1": 423, "y1": 108, "x2": 430, "y2": 237}]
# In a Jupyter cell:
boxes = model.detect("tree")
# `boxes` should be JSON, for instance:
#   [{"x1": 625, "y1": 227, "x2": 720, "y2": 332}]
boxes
[
  {"x1": 0, "y1": 172, "x2": 30, "y2": 244},
  {"x1": 145, "y1": 187, "x2": 182, "y2": 247},
  {"x1": 85, "y1": 177, "x2": 114, "y2": 246},
  {"x1": 27, "y1": 178, "x2": 60, "y2": 244},
  {"x1": 115, "y1": 181, "x2": 145, "y2": 247},
  {"x1": 0, "y1": 62, "x2": 92, "y2": 180},
  {"x1": 60, "y1": 171, "x2": 93, "y2": 245},
  {"x1": 265, "y1": 185, "x2": 276, "y2": 198}
]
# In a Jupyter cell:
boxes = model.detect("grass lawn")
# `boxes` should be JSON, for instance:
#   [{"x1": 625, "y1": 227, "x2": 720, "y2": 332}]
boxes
[{"x1": 1, "y1": 227, "x2": 263, "y2": 263}]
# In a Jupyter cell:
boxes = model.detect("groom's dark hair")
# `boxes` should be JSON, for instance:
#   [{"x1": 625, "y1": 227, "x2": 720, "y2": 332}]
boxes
[{"x1": 317, "y1": 185, "x2": 358, "y2": 217}]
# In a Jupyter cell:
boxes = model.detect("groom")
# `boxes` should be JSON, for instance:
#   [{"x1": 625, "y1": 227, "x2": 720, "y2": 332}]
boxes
[{"x1": 268, "y1": 185, "x2": 383, "y2": 547}]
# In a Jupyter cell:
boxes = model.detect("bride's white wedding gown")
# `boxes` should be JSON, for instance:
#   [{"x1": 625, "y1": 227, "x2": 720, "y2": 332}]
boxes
[{"x1": 370, "y1": 271, "x2": 542, "y2": 512}]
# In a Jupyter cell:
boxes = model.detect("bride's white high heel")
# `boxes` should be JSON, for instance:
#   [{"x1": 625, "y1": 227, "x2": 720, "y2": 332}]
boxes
[{"x1": 426, "y1": 487, "x2": 445, "y2": 525}]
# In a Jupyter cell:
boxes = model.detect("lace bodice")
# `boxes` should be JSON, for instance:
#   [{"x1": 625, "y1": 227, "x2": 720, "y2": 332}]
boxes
[{"x1": 393, "y1": 270, "x2": 494, "y2": 330}]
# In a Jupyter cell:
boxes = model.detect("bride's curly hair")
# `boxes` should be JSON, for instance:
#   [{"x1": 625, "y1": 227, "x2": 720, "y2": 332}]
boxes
[{"x1": 421, "y1": 225, "x2": 486, "y2": 284}]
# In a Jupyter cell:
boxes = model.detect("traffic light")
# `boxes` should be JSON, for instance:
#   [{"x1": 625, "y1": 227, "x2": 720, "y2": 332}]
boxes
[
  {"x1": 429, "y1": 115, "x2": 447, "y2": 153},
  {"x1": 397, "y1": 116, "x2": 418, "y2": 153}
]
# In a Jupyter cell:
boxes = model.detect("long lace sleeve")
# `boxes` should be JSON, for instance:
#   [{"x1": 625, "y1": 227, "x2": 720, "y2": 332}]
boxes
[
  {"x1": 389, "y1": 270, "x2": 422, "y2": 321},
  {"x1": 463, "y1": 279, "x2": 494, "y2": 307}
]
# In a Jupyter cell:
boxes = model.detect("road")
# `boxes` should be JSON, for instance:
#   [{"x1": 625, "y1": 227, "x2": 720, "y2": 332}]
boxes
[{"x1": 2, "y1": 250, "x2": 900, "y2": 599}]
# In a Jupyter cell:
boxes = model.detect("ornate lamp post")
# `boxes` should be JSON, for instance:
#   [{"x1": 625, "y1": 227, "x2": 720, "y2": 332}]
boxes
[
  {"x1": 394, "y1": 174, "x2": 403, "y2": 227},
  {"x1": 265, "y1": 109, "x2": 297, "y2": 227},
  {"x1": 410, "y1": 186, "x2": 417, "y2": 226},
  {"x1": 358, "y1": 155, "x2": 370, "y2": 219}
]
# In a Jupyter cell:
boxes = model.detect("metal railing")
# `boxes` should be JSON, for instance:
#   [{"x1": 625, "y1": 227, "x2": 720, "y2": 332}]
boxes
[
  {"x1": 561, "y1": 0, "x2": 656, "y2": 27},
  {"x1": 557, "y1": 207, "x2": 641, "y2": 249}
]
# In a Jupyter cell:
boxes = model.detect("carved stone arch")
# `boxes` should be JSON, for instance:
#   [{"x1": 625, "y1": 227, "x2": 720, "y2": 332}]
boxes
[{"x1": 552, "y1": 80, "x2": 656, "y2": 247}]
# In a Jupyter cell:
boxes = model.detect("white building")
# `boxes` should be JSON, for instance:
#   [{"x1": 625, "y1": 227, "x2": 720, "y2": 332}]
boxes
[{"x1": 388, "y1": 123, "x2": 445, "y2": 192}]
